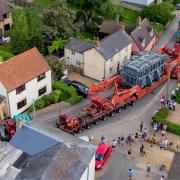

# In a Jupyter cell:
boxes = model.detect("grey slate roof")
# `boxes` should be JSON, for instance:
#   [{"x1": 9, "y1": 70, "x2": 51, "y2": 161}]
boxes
[
  {"x1": 10, "y1": 126, "x2": 59, "y2": 155},
  {"x1": 99, "y1": 21, "x2": 120, "y2": 34},
  {"x1": 65, "y1": 37, "x2": 94, "y2": 53},
  {"x1": 0, "y1": 94, "x2": 5, "y2": 103},
  {"x1": 96, "y1": 30, "x2": 132, "y2": 60},
  {"x1": 131, "y1": 18, "x2": 155, "y2": 51},
  {"x1": 9, "y1": 126, "x2": 96, "y2": 180},
  {"x1": 0, "y1": 0, "x2": 11, "y2": 21}
]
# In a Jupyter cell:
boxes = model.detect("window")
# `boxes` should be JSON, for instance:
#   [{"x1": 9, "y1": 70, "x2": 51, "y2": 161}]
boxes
[
  {"x1": 76, "y1": 61, "x2": 81, "y2": 66},
  {"x1": 38, "y1": 86, "x2": 47, "y2": 96},
  {"x1": 72, "y1": 51, "x2": 75, "y2": 55},
  {"x1": 16, "y1": 84, "x2": 25, "y2": 94},
  {"x1": 17, "y1": 99, "x2": 27, "y2": 110},
  {"x1": 37, "y1": 73, "x2": 46, "y2": 82},
  {"x1": 109, "y1": 67, "x2": 112, "y2": 74},
  {"x1": 3, "y1": 14, "x2": 8, "y2": 19}
]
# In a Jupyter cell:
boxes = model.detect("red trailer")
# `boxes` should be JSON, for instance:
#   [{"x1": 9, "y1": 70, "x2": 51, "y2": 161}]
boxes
[{"x1": 56, "y1": 52, "x2": 180, "y2": 134}]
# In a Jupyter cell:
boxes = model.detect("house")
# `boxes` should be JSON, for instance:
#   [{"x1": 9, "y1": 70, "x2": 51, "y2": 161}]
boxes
[
  {"x1": 131, "y1": 18, "x2": 156, "y2": 52},
  {"x1": 0, "y1": 48, "x2": 52, "y2": 118},
  {"x1": 0, "y1": 94, "x2": 8, "y2": 121},
  {"x1": 0, "y1": 125, "x2": 96, "y2": 180},
  {"x1": 0, "y1": 0, "x2": 12, "y2": 37},
  {"x1": 65, "y1": 30, "x2": 132, "y2": 81},
  {"x1": 120, "y1": 0, "x2": 162, "y2": 11}
]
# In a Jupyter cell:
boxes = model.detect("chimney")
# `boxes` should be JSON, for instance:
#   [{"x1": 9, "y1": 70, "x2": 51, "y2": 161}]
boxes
[
  {"x1": 137, "y1": 16, "x2": 142, "y2": 28},
  {"x1": 116, "y1": 14, "x2": 120, "y2": 25},
  {"x1": 93, "y1": 37, "x2": 100, "y2": 47},
  {"x1": 119, "y1": 22, "x2": 125, "y2": 31}
]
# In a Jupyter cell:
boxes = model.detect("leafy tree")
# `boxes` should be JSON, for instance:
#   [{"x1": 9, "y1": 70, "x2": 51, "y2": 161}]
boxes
[
  {"x1": 99, "y1": 0, "x2": 123, "y2": 20},
  {"x1": 46, "y1": 57, "x2": 64, "y2": 80},
  {"x1": 48, "y1": 38, "x2": 67, "y2": 54},
  {"x1": 26, "y1": 10, "x2": 43, "y2": 51},
  {"x1": 141, "y1": 2, "x2": 174, "y2": 25},
  {"x1": 43, "y1": 0, "x2": 75, "y2": 39},
  {"x1": 10, "y1": 8, "x2": 29, "y2": 54}
]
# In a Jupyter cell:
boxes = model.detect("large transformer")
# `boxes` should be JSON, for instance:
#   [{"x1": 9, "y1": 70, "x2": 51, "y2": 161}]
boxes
[{"x1": 123, "y1": 52, "x2": 165, "y2": 88}]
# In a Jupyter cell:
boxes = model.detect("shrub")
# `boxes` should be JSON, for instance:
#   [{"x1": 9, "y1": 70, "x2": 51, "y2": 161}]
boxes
[
  {"x1": 42, "y1": 94, "x2": 53, "y2": 106},
  {"x1": 0, "y1": 50, "x2": 14, "y2": 60},
  {"x1": 34, "y1": 99, "x2": 45, "y2": 110},
  {"x1": 28, "y1": 105, "x2": 34, "y2": 113},
  {"x1": 176, "y1": 90, "x2": 180, "y2": 104}
]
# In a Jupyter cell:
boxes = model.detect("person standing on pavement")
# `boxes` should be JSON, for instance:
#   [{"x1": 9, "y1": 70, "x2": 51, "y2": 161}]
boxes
[
  {"x1": 146, "y1": 163, "x2": 151, "y2": 177},
  {"x1": 128, "y1": 168, "x2": 134, "y2": 180},
  {"x1": 164, "y1": 138, "x2": 168, "y2": 150},
  {"x1": 140, "y1": 144, "x2": 144, "y2": 156},
  {"x1": 160, "y1": 175, "x2": 165, "y2": 180},
  {"x1": 140, "y1": 121, "x2": 143, "y2": 132},
  {"x1": 112, "y1": 139, "x2": 117, "y2": 150},
  {"x1": 143, "y1": 128, "x2": 148, "y2": 138}
]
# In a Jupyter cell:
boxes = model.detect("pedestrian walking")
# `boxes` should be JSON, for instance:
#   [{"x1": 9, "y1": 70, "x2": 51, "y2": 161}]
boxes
[
  {"x1": 101, "y1": 135, "x2": 107, "y2": 143},
  {"x1": 140, "y1": 144, "x2": 144, "y2": 156},
  {"x1": 112, "y1": 139, "x2": 117, "y2": 150},
  {"x1": 117, "y1": 137, "x2": 121, "y2": 146},
  {"x1": 151, "y1": 134, "x2": 156, "y2": 147},
  {"x1": 121, "y1": 135, "x2": 125, "y2": 146},
  {"x1": 140, "y1": 121, "x2": 143, "y2": 132},
  {"x1": 164, "y1": 138, "x2": 168, "y2": 150},
  {"x1": 160, "y1": 139, "x2": 164, "y2": 150},
  {"x1": 128, "y1": 168, "x2": 134, "y2": 180},
  {"x1": 89, "y1": 135, "x2": 94, "y2": 142},
  {"x1": 160, "y1": 162, "x2": 166, "y2": 171},
  {"x1": 146, "y1": 163, "x2": 151, "y2": 177},
  {"x1": 160, "y1": 175, "x2": 165, "y2": 180},
  {"x1": 143, "y1": 128, "x2": 148, "y2": 138},
  {"x1": 161, "y1": 129, "x2": 166, "y2": 137},
  {"x1": 128, "y1": 149, "x2": 132, "y2": 156}
]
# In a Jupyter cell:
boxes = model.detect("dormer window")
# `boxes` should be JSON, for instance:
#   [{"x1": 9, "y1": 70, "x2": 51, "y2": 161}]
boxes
[
  {"x1": 138, "y1": 37, "x2": 145, "y2": 47},
  {"x1": 147, "y1": 27, "x2": 153, "y2": 37}
]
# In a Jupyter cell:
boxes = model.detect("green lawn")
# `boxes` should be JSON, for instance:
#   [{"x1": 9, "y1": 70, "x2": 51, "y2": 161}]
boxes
[
  {"x1": 32, "y1": 0, "x2": 56, "y2": 7},
  {"x1": 123, "y1": 8, "x2": 140, "y2": 27}
]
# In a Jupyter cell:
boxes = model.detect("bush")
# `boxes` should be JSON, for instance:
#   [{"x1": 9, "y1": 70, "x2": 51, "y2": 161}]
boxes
[
  {"x1": 34, "y1": 99, "x2": 45, "y2": 110},
  {"x1": 28, "y1": 105, "x2": 34, "y2": 113},
  {"x1": 42, "y1": 94, "x2": 53, "y2": 106},
  {"x1": 0, "y1": 50, "x2": 14, "y2": 61},
  {"x1": 153, "y1": 108, "x2": 180, "y2": 136}
]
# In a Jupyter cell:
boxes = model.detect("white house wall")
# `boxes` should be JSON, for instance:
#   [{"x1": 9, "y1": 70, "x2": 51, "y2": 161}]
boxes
[
  {"x1": 8, "y1": 70, "x2": 52, "y2": 117},
  {"x1": 80, "y1": 155, "x2": 95, "y2": 180},
  {"x1": 84, "y1": 48, "x2": 105, "y2": 81},
  {"x1": 64, "y1": 48, "x2": 84, "y2": 69},
  {"x1": 122, "y1": 0, "x2": 155, "y2": 5},
  {"x1": 105, "y1": 43, "x2": 132, "y2": 79}
]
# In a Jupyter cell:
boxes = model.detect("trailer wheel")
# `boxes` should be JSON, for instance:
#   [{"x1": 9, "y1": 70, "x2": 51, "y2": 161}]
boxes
[
  {"x1": 116, "y1": 108, "x2": 121, "y2": 113},
  {"x1": 109, "y1": 112, "x2": 114, "y2": 117},
  {"x1": 94, "y1": 121, "x2": 98, "y2": 125},
  {"x1": 102, "y1": 116, "x2": 107, "y2": 121},
  {"x1": 56, "y1": 123, "x2": 59, "y2": 128},
  {"x1": 78, "y1": 128, "x2": 83, "y2": 133},
  {"x1": 130, "y1": 101, "x2": 135, "y2": 106},
  {"x1": 123, "y1": 104, "x2": 127, "y2": 109},
  {"x1": 86, "y1": 124, "x2": 91, "y2": 129}
]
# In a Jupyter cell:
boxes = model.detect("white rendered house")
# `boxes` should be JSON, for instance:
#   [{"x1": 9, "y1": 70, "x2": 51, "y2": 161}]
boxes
[{"x1": 0, "y1": 48, "x2": 52, "y2": 117}]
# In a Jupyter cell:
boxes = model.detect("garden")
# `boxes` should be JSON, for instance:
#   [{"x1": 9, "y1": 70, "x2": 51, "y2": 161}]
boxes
[{"x1": 28, "y1": 82, "x2": 82, "y2": 112}]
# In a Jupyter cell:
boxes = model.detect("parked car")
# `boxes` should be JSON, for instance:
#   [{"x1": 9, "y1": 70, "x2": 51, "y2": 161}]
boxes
[
  {"x1": 64, "y1": 80, "x2": 89, "y2": 97},
  {"x1": 95, "y1": 143, "x2": 112, "y2": 170}
]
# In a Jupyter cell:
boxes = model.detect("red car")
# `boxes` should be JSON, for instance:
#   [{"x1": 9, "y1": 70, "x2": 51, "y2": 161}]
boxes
[{"x1": 95, "y1": 143, "x2": 112, "y2": 170}]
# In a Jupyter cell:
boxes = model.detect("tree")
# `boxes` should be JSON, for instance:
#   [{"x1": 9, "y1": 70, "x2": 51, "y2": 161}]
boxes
[
  {"x1": 48, "y1": 38, "x2": 67, "y2": 54},
  {"x1": 43, "y1": 0, "x2": 75, "y2": 39},
  {"x1": 99, "y1": 0, "x2": 124, "y2": 20},
  {"x1": 26, "y1": 10, "x2": 43, "y2": 51},
  {"x1": 46, "y1": 57, "x2": 64, "y2": 80},
  {"x1": 10, "y1": 8, "x2": 29, "y2": 54},
  {"x1": 141, "y1": 2, "x2": 174, "y2": 25}
]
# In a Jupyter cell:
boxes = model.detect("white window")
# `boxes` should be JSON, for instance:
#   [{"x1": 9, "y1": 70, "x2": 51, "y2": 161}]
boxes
[
  {"x1": 72, "y1": 51, "x2": 75, "y2": 55},
  {"x1": 76, "y1": 61, "x2": 81, "y2": 66},
  {"x1": 109, "y1": 67, "x2": 112, "y2": 74}
]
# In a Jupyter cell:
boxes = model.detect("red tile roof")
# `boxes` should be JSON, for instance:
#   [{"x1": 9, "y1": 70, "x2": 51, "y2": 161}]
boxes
[{"x1": 0, "y1": 48, "x2": 50, "y2": 92}]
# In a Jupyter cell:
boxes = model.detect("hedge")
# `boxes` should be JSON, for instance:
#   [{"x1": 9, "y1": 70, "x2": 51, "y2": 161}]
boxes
[
  {"x1": 0, "y1": 50, "x2": 14, "y2": 61},
  {"x1": 153, "y1": 108, "x2": 180, "y2": 136},
  {"x1": 176, "y1": 90, "x2": 180, "y2": 104},
  {"x1": 28, "y1": 82, "x2": 82, "y2": 112}
]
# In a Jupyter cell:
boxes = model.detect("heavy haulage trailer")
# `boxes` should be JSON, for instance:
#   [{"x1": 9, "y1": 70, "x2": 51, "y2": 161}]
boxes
[{"x1": 56, "y1": 49, "x2": 180, "y2": 134}]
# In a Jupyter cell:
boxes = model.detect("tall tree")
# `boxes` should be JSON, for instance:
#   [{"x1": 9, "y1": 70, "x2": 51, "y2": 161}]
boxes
[
  {"x1": 10, "y1": 8, "x2": 29, "y2": 54},
  {"x1": 26, "y1": 10, "x2": 43, "y2": 51},
  {"x1": 43, "y1": 0, "x2": 75, "y2": 39}
]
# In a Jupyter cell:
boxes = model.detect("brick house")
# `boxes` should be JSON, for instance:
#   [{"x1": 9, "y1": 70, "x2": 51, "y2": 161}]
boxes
[
  {"x1": 0, "y1": 0, "x2": 12, "y2": 37},
  {"x1": 0, "y1": 48, "x2": 52, "y2": 118},
  {"x1": 65, "y1": 30, "x2": 132, "y2": 81},
  {"x1": 131, "y1": 18, "x2": 156, "y2": 53}
]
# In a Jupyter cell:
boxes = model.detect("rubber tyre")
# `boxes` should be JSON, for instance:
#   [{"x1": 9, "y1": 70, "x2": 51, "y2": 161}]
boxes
[{"x1": 102, "y1": 116, "x2": 107, "y2": 121}]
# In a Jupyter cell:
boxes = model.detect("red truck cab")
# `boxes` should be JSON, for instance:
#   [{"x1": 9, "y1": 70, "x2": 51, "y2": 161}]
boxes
[{"x1": 95, "y1": 143, "x2": 112, "y2": 170}]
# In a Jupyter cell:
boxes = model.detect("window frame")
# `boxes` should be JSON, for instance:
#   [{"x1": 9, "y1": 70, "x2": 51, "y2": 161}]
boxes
[
  {"x1": 38, "y1": 86, "x2": 47, "y2": 96},
  {"x1": 37, "y1": 73, "x2": 46, "y2": 82},
  {"x1": 16, "y1": 84, "x2": 26, "y2": 95},
  {"x1": 17, "y1": 98, "x2": 27, "y2": 110}
]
